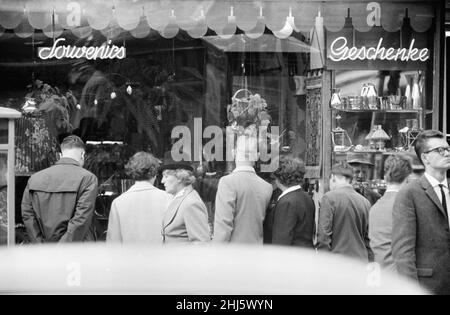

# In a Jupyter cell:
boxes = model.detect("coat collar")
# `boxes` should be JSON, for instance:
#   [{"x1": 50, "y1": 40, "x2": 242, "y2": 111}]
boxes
[
  {"x1": 56, "y1": 157, "x2": 81, "y2": 167},
  {"x1": 163, "y1": 186, "x2": 194, "y2": 229},
  {"x1": 420, "y1": 175, "x2": 448, "y2": 219},
  {"x1": 124, "y1": 181, "x2": 157, "y2": 194},
  {"x1": 233, "y1": 166, "x2": 256, "y2": 174}
]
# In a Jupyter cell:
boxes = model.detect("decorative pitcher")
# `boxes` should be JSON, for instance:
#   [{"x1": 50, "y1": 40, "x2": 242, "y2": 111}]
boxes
[
  {"x1": 331, "y1": 89, "x2": 343, "y2": 109},
  {"x1": 366, "y1": 84, "x2": 378, "y2": 110}
]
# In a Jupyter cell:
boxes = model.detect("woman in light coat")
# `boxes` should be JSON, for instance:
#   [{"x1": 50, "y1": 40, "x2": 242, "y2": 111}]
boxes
[
  {"x1": 107, "y1": 152, "x2": 172, "y2": 243},
  {"x1": 161, "y1": 162, "x2": 211, "y2": 244}
]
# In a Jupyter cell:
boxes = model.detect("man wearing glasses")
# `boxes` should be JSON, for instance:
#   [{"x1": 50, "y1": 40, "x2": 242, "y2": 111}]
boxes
[{"x1": 392, "y1": 130, "x2": 450, "y2": 295}]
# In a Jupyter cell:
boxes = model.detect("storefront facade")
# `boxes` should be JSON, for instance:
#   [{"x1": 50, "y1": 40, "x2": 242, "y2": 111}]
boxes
[{"x1": 0, "y1": 0, "x2": 445, "y2": 245}]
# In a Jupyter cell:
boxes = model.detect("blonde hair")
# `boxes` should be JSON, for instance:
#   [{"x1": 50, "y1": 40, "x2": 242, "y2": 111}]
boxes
[{"x1": 163, "y1": 169, "x2": 196, "y2": 186}]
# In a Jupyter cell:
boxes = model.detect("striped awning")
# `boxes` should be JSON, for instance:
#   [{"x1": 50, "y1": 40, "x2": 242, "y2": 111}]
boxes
[{"x1": 0, "y1": 0, "x2": 437, "y2": 39}]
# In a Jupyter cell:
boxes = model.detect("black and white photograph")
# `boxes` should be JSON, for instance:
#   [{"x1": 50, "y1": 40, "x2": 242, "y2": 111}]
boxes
[{"x1": 0, "y1": 0, "x2": 449, "y2": 299}]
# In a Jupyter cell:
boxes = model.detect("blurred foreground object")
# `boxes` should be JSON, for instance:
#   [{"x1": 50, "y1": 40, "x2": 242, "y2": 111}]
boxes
[{"x1": 0, "y1": 245, "x2": 427, "y2": 295}]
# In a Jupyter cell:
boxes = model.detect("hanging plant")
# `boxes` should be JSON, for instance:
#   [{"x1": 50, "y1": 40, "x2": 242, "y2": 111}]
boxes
[{"x1": 227, "y1": 89, "x2": 271, "y2": 133}]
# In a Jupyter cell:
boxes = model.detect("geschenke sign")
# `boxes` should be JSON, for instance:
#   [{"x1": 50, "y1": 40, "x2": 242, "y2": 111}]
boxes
[
  {"x1": 329, "y1": 37, "x2": 430, "y2": 62},
  {"x1": 38, "y1": 38, "x2": 126, "y2": 60}
]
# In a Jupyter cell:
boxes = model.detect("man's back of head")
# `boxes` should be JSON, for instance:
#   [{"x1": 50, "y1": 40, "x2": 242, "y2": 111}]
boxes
[
  {"x1": 329, "y1": 162, "x2": 354, "y2": 191},
  {"x1": 60, "y1": 135, "x2": 86, "y2": 166},
  {"x1": 234, "y1": 134, "x2": 258, "y2": 167}
]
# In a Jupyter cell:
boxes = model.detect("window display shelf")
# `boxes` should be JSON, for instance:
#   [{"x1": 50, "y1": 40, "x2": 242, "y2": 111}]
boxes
[{"x1": 332, "y1": 108, "x2": 422, "y2": 114}]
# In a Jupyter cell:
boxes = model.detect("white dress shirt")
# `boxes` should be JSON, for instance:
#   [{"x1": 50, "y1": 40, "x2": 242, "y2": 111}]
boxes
[
  {"x1": 278, "y1": 185, "x2": 302, "y2": 201},
  {"x1": 424, "y1": 172, "x2": 450, "y2": 227}
]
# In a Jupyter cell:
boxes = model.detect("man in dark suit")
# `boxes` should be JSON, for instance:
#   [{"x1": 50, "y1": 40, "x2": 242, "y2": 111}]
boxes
[
  {"x1": 317, "y1": 163, "x2": 373, "y2": 262},
  {"x1": 392, "y1": 130, "x2": 450, "y2": 295},
  {"x1": 266, "y1": 156, "x2": 315, "y2": 247}
]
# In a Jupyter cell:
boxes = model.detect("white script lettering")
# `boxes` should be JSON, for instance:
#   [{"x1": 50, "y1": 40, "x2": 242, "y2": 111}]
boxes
[
  {"x1": 38, "y1": 38, "x2": 126, "y2": 60},
  {"x1": 329, "y1": 37, "x2": 430, "y2": 62}
]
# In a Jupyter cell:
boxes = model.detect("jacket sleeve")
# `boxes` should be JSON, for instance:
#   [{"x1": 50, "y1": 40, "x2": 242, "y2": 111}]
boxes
[
  {"x1": 106, "y1": 201, "x2": 122, "y2": 243},
  {"x1": 184, "y1": 199, "x2": 211, "y2": 243},
  {"x1": 60, "y1": 174, "x2": 98, "y2": 243},
  {"x1": 213, "y1": 178, "x2": 236, "y2": 242},
  {"x1": 363, "y1": 200, "x2": 374, "y2": 262},
  {"x1": 317, "y1": 194, "x2": 334, "y2": 251},
  {"x1": 369, "y1": 206, "x2": 390, "y2": 265},
  {"x1": 271, "y1": 200, "x2": 297, "y2": 245},
  {"x1": 392, "y1": 187, "x2": 418, "y2": 281},
  {"x1": 21, "y1": 182, "x2": 44, "y2": 243}
]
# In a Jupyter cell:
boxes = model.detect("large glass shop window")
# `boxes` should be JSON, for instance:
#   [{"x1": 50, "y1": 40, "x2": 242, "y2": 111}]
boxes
[
  {"x1": 0, "y1": 29, "x2": 312, "y2": 240},
  {"x1": 331, "y1": 68, "x2": 429, "y2": 198}
]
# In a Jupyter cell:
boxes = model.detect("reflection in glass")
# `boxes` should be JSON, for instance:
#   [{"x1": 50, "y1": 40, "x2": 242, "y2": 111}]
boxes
[
  {"x1": 0, "y1": 120, "x2": 7, "y2": 144},
  {"x1": 0, "y1": 152, "x2": 8, "y2": 245}
]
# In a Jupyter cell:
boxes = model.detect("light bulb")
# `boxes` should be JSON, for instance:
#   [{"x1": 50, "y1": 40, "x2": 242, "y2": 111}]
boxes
[
  {"x1": 127, "y1": 85, "x2": 133, "y2": 95},
  {"x1": 76, "y1": 104, "x2": 81, "y2": 110},
  {"x1": 111, "y1": 91, "x2": 117, "y2": 99},
  {"x1": 94, "y1": 99, "x2": 98, "y2": 105}
]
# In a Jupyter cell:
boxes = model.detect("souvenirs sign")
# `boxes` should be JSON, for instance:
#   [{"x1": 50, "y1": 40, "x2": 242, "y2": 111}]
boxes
[{"x1": 38, "y1": 38, "x2": 126, "y2": 60}]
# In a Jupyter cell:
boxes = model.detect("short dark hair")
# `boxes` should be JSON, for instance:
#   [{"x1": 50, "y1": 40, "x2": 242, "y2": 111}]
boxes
[
  {"x1": 384, "y1": 154, "x2": 413, "y2": 184},
  {"x1": 331, "y1": 162, "x2": 354, "y2": 181},
  {"x1": 414, "y1": 130, "x2": 445, "y2": 163},
  {"x1": 273, "y1": 156, "x2": 305, "y2": 187},
  {"x1": 125, "y1": 152, "x2": 160, "y2": 181},
  {"x1": 61, "y1": 135, "x2": 85, "y2": 151}
]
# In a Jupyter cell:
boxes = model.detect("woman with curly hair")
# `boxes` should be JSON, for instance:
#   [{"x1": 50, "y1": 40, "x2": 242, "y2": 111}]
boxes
[
  {"x1": 107, "y1": 152, "x2": 172, "y2": 243},
  {"x1": 161, "y1": 161, "x2": 211, "y2": 244},
  {"x1": 267, "y1": 155, "x2": 315, "y2": 248}
]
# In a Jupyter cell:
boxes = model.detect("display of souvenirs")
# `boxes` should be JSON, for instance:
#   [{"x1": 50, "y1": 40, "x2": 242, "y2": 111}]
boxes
[
  {"x1": 15, "y1": 112, "x2": 58, "y2": 174},
  {"x1": 14, "y1": 80, "x2": 75, "y2": 174},
  {"x1": 361, "y1": 83, "x2": 378, "y2": 110},
  {"x1": 331, "y1": 115, "x2": 352, "y2": 152},
  {"x1": 227, "y1": 89, "x2": 271, "y2": 132},
  {"x1": 330, "y1": 89, "x2": 343, "y2": 109}
]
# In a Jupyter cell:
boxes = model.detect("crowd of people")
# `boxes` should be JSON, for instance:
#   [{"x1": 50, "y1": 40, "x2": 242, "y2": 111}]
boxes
[{"x1": 20, "y1": 130, "x2": 450, "y2": 295}]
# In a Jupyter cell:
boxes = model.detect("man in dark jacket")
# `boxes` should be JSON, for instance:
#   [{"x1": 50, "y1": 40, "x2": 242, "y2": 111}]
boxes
[
  {"x1": 266, "y1": 156, "x2": 315, "y2": 248},
  {"x1": 317, "y1": 163, "x2": 373, "y2": 262},
  {"x1": 22, "y1": 135, "x2": 98, "y2": 243},
  {"x1": 392, "y1": 130, "x2": 450, "y2": 295}
]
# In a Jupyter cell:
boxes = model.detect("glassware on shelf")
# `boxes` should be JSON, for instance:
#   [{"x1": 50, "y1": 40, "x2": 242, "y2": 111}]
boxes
[
  {"x1": 331, "y1": 115, "x2": 353, "y2": 152},
  {"x1": 412, "y1": 73, "x2": 421, "y2": 109},
  {"x1": 331, "y1": 89, "x2": 343, "y2": 109},
  {"x1": 368, "y1": 125, "x2": 390, "y2": 151},
  {"x1": 388, "y1": 95, "x2": 405, "y2": 110},
  {"x1": 404, "y1": 73, "x2": 414, "y2": 110},
  {"x1": 365, "y1": 126, "x2": 377, "y2": 150},
  {"x1": 347, "y1": 96, "x2": 363, "y2": 110},
  {"x1": 365, "y1": 84, "x2": 378, "y2": 110}
]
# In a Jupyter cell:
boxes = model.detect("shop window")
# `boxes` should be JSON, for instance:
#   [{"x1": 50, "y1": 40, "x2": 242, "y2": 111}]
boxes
[
  {"x1": 331, "y1": 69, "x2": 429, "y2": 197},
  {"x1": 0, "y1": 120, "x2": 7, "y2": 144},
  {"x1": 0, "y1": 152, "x2": 8, "y2": 245},
  {"x1": 0, "y1": 30, "x2": 312, "y2": 240}
]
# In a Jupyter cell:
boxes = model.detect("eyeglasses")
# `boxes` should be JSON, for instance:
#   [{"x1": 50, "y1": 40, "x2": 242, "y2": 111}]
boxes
[{"x1": 424, "y1": 147, "x2": 450, "y2": 156}]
